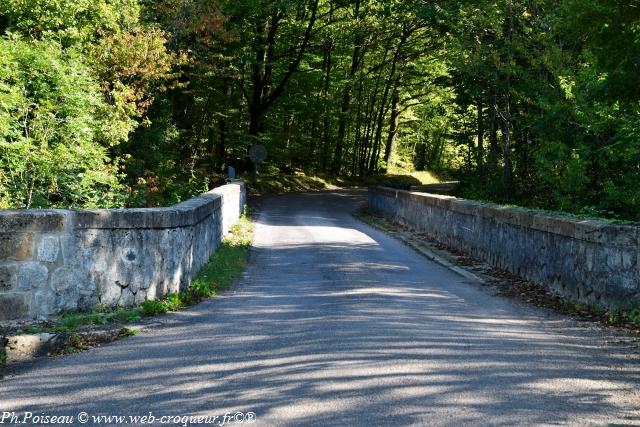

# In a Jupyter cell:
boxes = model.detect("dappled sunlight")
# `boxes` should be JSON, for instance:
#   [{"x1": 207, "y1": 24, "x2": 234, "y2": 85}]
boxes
[
  {"x1": 1, "y1": 191, "x2": 639, "y2": 426},
  {"x1": 319, "y1": 288, "x2": 446, "y2": 299}
]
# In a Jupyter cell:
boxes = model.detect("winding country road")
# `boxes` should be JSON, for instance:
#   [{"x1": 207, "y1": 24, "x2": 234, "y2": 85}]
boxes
[{"x1": 1, "y1": 190, "x2": 639, "y2": 426}]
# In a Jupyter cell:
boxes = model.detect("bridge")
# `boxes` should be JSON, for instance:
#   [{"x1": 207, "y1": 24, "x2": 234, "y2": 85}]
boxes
[{"x1": 1, "y1": 190, "x2": 638, "y2": 425}]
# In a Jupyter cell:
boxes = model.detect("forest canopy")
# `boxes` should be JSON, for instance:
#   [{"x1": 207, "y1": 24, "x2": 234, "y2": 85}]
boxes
[{"x1": 0, "y1": 0, "x2": 638, "y2": 221}]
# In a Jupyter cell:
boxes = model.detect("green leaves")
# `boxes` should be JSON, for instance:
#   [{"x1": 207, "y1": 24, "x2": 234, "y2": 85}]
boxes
[
  {"x1": 0, "y1": 0, "x2": 141, "y2": 47},
  {"x1": 0, "y1": 37, "x2": 123, "y2": 208},
  {"x1": 0, "y1": 0, "x2": 638, "y2": 220},
  {"x1": 0, "y1": 0, "x2": 177, "y2": 208}
]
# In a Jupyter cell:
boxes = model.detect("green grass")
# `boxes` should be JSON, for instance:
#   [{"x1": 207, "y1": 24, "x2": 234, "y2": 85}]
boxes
[
  {"x1": 21, "y1": 325, "x2": 51, "y2": 334},
  {"x1": 14, "y1": 309, "x2": 141, "y2": 335},
  {"x1": 139, "y1": 299, "x2": 171, "y2": 316},
  {"x1": 245, "y1": 171, "x2": 444, "y2": 196},
  {"x1": 119, "y1": 327, "x2": 137, "y2": 337},
  {"x1": 625, "y1": 304, "x2": 640, "y2": 325},
  {"x1": 246, "y1": 174, "x2": 335, "y2": 195},
  {"x1": 561, "y1": 299, "x2": 640, "y2": 328},
  {"x1": 385, "y1": 168, "x2": 442, "y2": 185},
  {"x1": 53, "y1": 311, "x2": 113, "y2": 333},
  {"x1": 459, "y1": 195, "x2": 638, "y2": 225},
  {"x1": 112, "y1": 308, "x2": 143, "y2": 323}
]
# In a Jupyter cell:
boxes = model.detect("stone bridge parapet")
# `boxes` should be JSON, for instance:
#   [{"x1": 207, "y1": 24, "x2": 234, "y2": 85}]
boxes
[
  {"x1": 369, "y1": 186, "x2": 639, "y2": 308},
  {"x1": 0, "y1": 181, "x2": 246, "y2": 321}
]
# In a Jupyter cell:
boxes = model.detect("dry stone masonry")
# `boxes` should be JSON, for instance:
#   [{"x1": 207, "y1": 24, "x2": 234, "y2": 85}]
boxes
[
  {"x1": 369, "y1": 186, "x2": 640, "y2": 309},
  {"x1": 0, "y1": 181, "x2": 246, "y2": 321}
]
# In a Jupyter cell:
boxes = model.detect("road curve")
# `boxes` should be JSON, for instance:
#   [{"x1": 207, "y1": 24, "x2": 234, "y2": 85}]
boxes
[{"x1": 1, "y1": 190, "x2": 639, "y2": 426}]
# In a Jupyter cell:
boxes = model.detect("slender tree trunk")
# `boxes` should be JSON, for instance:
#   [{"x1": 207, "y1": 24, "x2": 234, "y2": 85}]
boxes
[
  {"x1": 369, "y1": 28, "x2": 407, "y2": 174},
  {"x1": 414, "y1": 142, "x2": 426, "y2": 171},
  {"x1": 477, "y1": 101, "x2": 485, "y2": 176},
  {"x1": 217, "y1": 119, "x2": 226, "y2": 173},
  {"x1": 502, "y1": 0, "x2": 514, "y2": 200},
  {"x1": 502, "y1": 104, "x2": 512, "y2": 199},
  {"x1": 248, "y1": 105, "x2": 264, "y2": 137},
  {"x1": 363, "y1": 49, "x2": 391, "y2": 175},
  {"x1": 321, "y1": 37, "x2": 333, "y2": 172},
  {"x1": 383, "y1": 81, "x2": 400, "y2": 164},
  {"x1": 248, "y1": 16, "x2": 269, "y2": 138},
  {"x1": 352, "y1": 71, "x2": 365, "y2": 176},
  {"x1": 333, "y1": 0, "x2": 361, "y2": 174},
  {"x1": 488, "y1": 88, "x2": 498, "y2": 171},
  {"x1": 247, "y1": 1, "x2": 319, "y2": 139},
  {"x1": 361, "y1": 89, "x2": 377, "y2": 175}
]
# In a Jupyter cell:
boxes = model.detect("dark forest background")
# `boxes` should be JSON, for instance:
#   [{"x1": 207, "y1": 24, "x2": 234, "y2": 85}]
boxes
[{"x1": 1, "y1": 1, "x2": 639, "y2": 221}]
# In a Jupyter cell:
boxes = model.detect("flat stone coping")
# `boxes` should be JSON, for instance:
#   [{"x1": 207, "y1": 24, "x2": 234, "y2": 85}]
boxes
[{"x1": 0, "y1": 185, "x2": 244, "y2": 232}]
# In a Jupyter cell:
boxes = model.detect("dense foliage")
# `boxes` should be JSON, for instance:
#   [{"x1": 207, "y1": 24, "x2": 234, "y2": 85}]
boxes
[{"x1": 1, "y1": 0, "x2": 638, "y2": 220}]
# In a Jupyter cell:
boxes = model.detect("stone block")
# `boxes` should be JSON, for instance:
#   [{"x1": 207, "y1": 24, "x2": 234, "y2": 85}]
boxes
[
  {"x1": 54, "y1": 287, "x2": 80, "y2": 312},
  {"x1": 622, "y1": 249, "x2": 636, "y2": 270},
  {"x1": 58, "y1": 233, "x2": 75, "y2": 264},
  {"x1": 600, "y1": 225, "x2": 638, "y2": 247},
  {"x1": 99, "y1": 279, "x2": 122, "y2": 306},
  {"x1": 0, "y1": 210, "x2": 66, "y2": 233},
  {"x1": 606, "y1": 248, "x2": 623, "y2": 270},
  {"x1": 50, "y1": 267, "x2": 77, "y2": 292},
  {"x1": 37, "y1": 236, "x2": 60, "y2": 263},
  {"x1": 0, "y1": 233, "x2": 34, "y2": 260},
  {"x1": 31, "y1": 289, "x2": 56, "y2": 318},
  {"x1": 121, "y1": 247, "x2": 139, "y2": 264},
  {"x1": 0, "y1": 264, "x2": 17, "y2": 290},
  {"x1": 16, "y1": 262, "x2": 49, "y2": 290},
  {"x1": 0, "y1": 293, "x2": 29, "y2": 320},
  {"x1": 76, "y1": 280, "x2": 99, "y2": 310}
]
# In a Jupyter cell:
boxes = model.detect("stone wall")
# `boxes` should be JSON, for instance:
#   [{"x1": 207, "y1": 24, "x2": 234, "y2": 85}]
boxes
[
  {"x1": 369, "y1": 186, "x2": 640, "y2": 309},
  {"x1": 212, "y1": 182, "x2": 247, "y2": 235},
  {"x1": 0, "y1": 181, "x2": 246, "y2": 321}
]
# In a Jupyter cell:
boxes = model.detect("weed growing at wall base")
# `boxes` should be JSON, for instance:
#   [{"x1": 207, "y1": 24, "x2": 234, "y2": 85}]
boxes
[
  {"x1": 141, "y1": 216, "x2": 254, "y2": 315},
  {"x1": 0, "y1": 216, "x2": 254, "y2": 365}
]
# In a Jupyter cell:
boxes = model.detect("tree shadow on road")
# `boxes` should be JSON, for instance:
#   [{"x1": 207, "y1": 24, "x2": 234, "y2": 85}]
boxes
[{"x1": 1, "y1": 193, "x2": 640, "y2": 426}]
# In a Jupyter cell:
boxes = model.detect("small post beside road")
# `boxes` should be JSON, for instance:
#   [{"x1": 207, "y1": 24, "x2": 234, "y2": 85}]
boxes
[{"x1": 249, "y1": 144, "x2": 267, "y2": 184}]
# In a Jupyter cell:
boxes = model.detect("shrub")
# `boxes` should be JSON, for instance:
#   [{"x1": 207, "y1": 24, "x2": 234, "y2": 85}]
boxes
[{"x1": 0, "y1": 37, "x2": 125, "y2": 208}]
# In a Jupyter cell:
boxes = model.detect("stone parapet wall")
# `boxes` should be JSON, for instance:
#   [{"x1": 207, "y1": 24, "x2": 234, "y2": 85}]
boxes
[
  {"x1": 211, "y1": 182, "x2": 247, "y2": 235},
  {"x1": 0, "y1": 181, "x2": 246, "y2": 321},
  {"x1": 369, "y1": 186, "x2": 639, "y2": 308}
]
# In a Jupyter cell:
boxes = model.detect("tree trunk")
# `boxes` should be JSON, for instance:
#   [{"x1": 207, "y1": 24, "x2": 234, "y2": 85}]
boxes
[
  {"x1": 477, "y1": 101, "x2": 485, "y2": 176},
  {"x1": 217, "y1": 118, "x2": 226, "y2": 173},
  {"x1": 248, "y1": 104, "x2": 264, "y2": 138},
  {"x1": 247, "y1": 1, "x2": 319, "y2": 139},
  {"x1": 383, "y1": 82, "x2": 400, "y2": 164},
  {"x1": 502, "y1": 0, "x2": 514, "y2": 200},
  {"x1": 488, "y1": 89, "x2": 498, "y2": 171},
  {"x1": 321, "y1": 37, "x2": 333, "y2": 172},
  {"x1": 369, "y1": 28, "x2": 407, "y2": 174},
  {"x1": 332, "y1": 0, "x2": 361, "y2": 174}
]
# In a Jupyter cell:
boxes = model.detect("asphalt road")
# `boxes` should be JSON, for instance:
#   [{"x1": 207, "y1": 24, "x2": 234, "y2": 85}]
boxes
[{"x1": 1, "y1": 190, "x2": 640, "y2": 426}]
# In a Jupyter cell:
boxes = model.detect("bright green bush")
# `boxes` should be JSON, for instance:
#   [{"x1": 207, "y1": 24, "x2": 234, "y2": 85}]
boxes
[
  {"x1": 0, "y1": 0, "x2": 140, "y2": 47},
  {"x1": 0, "y1": 37, "x2": 125, "y2": 208}
]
